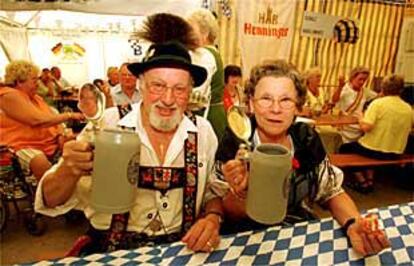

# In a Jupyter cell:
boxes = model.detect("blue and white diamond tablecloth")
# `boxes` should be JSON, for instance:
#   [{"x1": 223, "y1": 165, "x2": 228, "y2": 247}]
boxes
[{"x1": 30, "y1": 201, "x2": 414, "y2": 265}]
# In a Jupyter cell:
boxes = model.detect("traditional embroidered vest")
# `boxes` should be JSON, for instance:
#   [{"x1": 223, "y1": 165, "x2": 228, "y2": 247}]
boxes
[{"x1": 106, "y1": 114, "x2": 199, "y2": 251}]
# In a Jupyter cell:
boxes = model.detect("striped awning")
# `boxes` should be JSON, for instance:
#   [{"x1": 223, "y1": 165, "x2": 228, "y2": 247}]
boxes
[{"x1": 217, "y1": 0, "x2": 406, "y2": 94}]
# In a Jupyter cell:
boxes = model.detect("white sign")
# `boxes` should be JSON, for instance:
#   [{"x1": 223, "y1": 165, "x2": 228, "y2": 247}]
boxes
[
  {"x1": 237, "y1": 0, "x2": 296, "y2": 76},
  {"x1": 301, "y1": 11, "x2": 342, "y2": 39}
]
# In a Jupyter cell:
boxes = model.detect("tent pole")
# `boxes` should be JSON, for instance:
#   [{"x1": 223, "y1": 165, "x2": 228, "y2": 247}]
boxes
[
  {"x1": 23, "y1": 10, "x2": 41, "y2": 27},
  {"x1": 0, "y1": 16, "x2": 23, "y2": 28}
]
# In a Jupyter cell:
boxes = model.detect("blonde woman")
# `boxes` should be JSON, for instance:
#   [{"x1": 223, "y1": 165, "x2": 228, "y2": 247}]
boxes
[
  {"x1": 0, "y1": 60, "x2": 83, "y2": 180},
  {"x1": 106, "y1": 66, "x2": 119, "y2": 88},
  {"x1": 334, "y1": 67, "x2": 377, "y2": 143},
  {"x1": 303, "y1": 67, "x2": 328, "y2": 115}
]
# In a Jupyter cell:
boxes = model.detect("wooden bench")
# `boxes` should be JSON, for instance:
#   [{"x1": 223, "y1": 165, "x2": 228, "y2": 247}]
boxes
[{"x1": 329, "y1": 153, "x2": 414, "y2": 168}]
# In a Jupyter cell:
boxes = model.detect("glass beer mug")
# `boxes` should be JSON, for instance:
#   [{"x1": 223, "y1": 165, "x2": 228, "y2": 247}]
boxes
[
  {"x1": 77, "y1": 84, "x2": 140, "y2": 214},
  {"x1": 91, "y1": 129, "x2": 140, "y2": 213},
  {"x1": 227, "y1": 106, "x2": 292, "y2": 224},
  {"x1": 247, "y1": 144, "x2": 291, "y2": 224}
]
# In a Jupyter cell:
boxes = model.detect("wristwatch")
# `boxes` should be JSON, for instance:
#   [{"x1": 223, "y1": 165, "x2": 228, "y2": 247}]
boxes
[{"x1": 342, "y1": 217, "x2": 356, "y2": 236}]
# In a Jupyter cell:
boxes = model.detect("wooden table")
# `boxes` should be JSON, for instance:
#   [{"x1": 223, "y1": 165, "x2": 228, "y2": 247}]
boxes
[
  {"x1": 313, "y1": 114, "x2": 359, "y2": 126},
  {"x1": 329, "y1": 153, "x2": 414, "y2": 167}
]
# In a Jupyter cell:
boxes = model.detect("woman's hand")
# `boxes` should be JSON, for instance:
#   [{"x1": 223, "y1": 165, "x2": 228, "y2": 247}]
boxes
[
  {"x1": 182, "y1": 214, "x2": 221, "y2": 252},
  {"x1": 222, "y1": 158, "x2": 248, "y2": 198},
  {"x1": 66, "y1": 112, "x2": 85, "y2": 121},
  {"x1": 347, "y1": 216, "x2": 390, "y2": 256}
]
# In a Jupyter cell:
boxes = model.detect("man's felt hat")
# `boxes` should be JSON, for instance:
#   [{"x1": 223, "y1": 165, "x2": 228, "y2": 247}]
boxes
[{"x1": 128, "y1": 41, "x2": 207, "y2": 87}]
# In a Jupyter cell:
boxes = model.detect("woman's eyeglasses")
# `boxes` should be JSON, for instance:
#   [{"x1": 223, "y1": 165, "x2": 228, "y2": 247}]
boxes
[{"x1": 254, "y1": 96, "x2": 296, "y2": 109}]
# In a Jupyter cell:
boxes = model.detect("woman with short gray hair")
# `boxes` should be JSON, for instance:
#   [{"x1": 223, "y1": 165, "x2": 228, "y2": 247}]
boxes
[{"x1": 216, "y1": 59, "x2": 390, "y2": 257}]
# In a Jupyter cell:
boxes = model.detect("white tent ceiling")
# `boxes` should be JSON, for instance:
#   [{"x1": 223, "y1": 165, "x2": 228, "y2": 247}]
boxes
[
  {"x1": 0, "y1": 10, "x2": 146, "y2": 32},
  {"x1": 0, "y1": 0, "x2": 205, "y2": 31},
  {"x1": 0, "y1": 0, "x2": 208, "y2": 84},
  {"x1": 0, "y1": 0, "x2": 205, "y2": 16}
]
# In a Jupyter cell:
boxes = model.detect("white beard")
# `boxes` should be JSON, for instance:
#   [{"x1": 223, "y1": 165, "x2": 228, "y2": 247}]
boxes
[{"x1": 149, "y1": 101, "x2": 182, "y2": 132}]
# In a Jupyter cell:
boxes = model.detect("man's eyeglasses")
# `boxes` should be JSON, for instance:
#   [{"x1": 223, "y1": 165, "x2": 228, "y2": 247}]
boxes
[
  {"x1": 254, "y1": 96, "x2": 297, "y2": 109},
  {"x1": 145, "y1": 80, "x2": 190, "y2": 97}
]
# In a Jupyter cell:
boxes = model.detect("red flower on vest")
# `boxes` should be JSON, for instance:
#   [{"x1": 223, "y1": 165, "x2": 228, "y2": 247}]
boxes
[{"x1": 292, "y1": 157, "x2": 300, "y2": 170}]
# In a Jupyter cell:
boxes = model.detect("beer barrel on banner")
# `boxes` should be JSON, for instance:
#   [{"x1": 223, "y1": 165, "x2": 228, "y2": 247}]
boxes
[{"x1": 334, "y1": 19, "x2": 359, "y2": 44}]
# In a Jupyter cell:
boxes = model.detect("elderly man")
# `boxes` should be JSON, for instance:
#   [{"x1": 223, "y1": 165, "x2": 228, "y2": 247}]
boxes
[
  {"x1": 110, "y1": 63, "x2": 141, "y2": 106},
  {"x1": 35, "y1": 41, "x2": 227, "y2": 255},
  {"x1": 50, "y1": 66, "x2": 71, "y2": 93}
]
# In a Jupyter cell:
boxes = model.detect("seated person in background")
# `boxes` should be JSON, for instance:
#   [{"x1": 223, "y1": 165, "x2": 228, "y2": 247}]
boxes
[
  {"x1": 0, "y1": 60, "x2": 83, "y2": 181},
  {"x1": 303, "y1": 68, "x2": 342, "y2": 153},
  {"x1": 223, "y1": 65, "x2": 243, "y2": 112},
  {"x1": 216, "y1": 60, "x2": 389, "y2": 256},
  {"x1": 93, "y1": 79, "x2": 114, "y2": 108},
  {"x1": 339, "y1": 74, "x2": 413, "y2": 192},
  {"x1": 303, "y1": 67, "x2": 329, "y2": 116},
  {"x1": 37, "y1": 68, "x2": 57, "y2": 107},
  {"x1": 110, "y1": 63, "x2": 141, "y2": 106},
  {"x1": 78, "y1": 83, "x2": 135, "y2": 131},
  {"x1": 35, "y1": 42, "x2": 227, "y2": 255},
  {"x1": 333, "y1": 66, "x2": 377, "y2": 143},
  {"x1": 50, "y1": 66, "x2": 71, "y2": 95},
  {"x1": 78, "y1": 83, "x2": 100, "y2": 118},
  {"x1": 106, "y1": 66, "x2": 119, "y2": 88}
]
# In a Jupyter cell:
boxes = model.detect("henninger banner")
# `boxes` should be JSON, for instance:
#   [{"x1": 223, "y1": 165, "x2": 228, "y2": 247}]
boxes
[{"x1": 237, "y1": 0, "x2": 297, "y2": 75}]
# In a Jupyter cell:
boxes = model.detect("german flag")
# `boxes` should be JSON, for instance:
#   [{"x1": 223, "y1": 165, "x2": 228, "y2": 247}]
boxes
[{"x1": 72, "y1": 43, "x2": 85, "y2": 56}]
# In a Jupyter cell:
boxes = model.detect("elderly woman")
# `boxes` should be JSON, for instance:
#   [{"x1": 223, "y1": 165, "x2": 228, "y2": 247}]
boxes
[
  {"x1": 303, "y1": 67, "x2": 342, "y2": 153},
  {"x1": 216, "y1": 60, "x2": 389, "y2": 256},
  {"x1": 0, "y1": 60, "x2": 83, "y2": 180},
  {"x1": 37, "y1": 68, "x2": 56, "y2": 107},
  {"x1": 188, "y1": 9, "x2": 228, "y2": 140},
  {"x1": 340, "y1": 74, "x2": 413, "y2": 192},
  {"x1": 303, "y1": 67, "x2": 329, "y2": 115},
  {"x1": 78, "y1": 83, "x2": 100, "y2": 118},
  {"x1": 78, "y1": 82, "x2": 138, "y2": 134}
]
